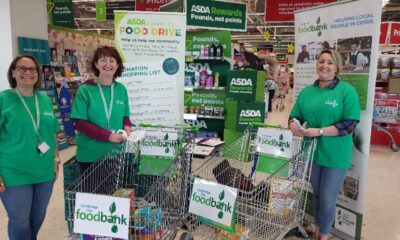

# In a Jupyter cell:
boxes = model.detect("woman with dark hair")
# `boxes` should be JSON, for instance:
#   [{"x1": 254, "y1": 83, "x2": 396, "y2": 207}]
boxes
[
  {"x1": 71, "y1": 46, "x2": 132, "y2": 174},
  {"x1": 289, "y1": 49, "x2": 360, "y2": 240},
  {"x1": 0, "y1": 55, "x2": 60, "y2": 240}
]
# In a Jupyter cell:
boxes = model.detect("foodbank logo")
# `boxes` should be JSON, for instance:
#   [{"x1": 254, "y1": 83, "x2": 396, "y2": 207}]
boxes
[
  {"x1": 298, "y1": 17, "x2": 328, "y2": 37},
  {"x1": 142, "y1": 133, "x2": 178, "y2": 154},
  {"x1": 257, "y1": 134, "x2": 290, "y2": 152},
  {"x1": 192, "y1": 190, "x2": 233, "y2": 219},
  {"x1": 75, "y1": 202, "x2": 128, "y2": 233}
]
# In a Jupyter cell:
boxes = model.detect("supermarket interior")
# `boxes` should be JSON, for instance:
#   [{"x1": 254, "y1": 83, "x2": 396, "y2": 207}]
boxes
[{"x1": 0, "y1": 0, "x2": 399, "y2": 240}]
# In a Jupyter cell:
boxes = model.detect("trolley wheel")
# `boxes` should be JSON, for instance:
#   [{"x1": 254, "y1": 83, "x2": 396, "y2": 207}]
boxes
[
  {"x1": 391, "y1": 143, "x2": 399, "y2": 152},
  {"x1": 180, "y1": 232, "x2": 194, "y2": 240}
]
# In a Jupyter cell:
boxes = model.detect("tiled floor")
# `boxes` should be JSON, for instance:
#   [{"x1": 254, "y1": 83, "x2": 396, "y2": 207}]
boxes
[{"x1": 1, "y1": 91, "x2": 399, "y2": 239}]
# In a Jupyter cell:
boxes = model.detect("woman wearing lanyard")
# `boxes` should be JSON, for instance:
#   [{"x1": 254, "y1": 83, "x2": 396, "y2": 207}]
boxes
[
  {"x1": 0, "y1": 55, "x2": 60, "y2": 240},
  {"x1": 71, "y1": 46, "x2": 132, "y2": 175}
]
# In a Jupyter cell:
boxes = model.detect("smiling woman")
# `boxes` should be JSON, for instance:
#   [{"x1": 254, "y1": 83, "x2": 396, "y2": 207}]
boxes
[
  {"x1": 288, "y1": 49, "x2": 360, "y2": 240},
  {"x1": 0, "y1": 55, "x2": 60, "y2": 240}
]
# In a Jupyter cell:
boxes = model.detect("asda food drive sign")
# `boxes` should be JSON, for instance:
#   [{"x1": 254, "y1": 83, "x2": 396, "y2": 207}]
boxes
[
  {"x1": 189, "y1": 178, "x2": 238, "y2": 232},
  {"x1": 74, "y1": 193, "x2": 130, "y2": 239},
  {"x1": 186, "y1": 0, "x2": 247, "y2": 31}
]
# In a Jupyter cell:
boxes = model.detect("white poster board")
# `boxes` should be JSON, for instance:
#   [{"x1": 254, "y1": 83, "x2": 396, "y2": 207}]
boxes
[
  {"x1": 114, "y1": 11, "x2": 186, "y2": 125},
  {"x1": 73, "y1": 193, "x2": 130, "y2": 239}
]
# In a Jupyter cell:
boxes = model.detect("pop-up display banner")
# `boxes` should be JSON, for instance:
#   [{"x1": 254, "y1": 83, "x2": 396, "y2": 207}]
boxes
[{"x1": 294, "y1": 1, "x2": 381, "y2": 238}]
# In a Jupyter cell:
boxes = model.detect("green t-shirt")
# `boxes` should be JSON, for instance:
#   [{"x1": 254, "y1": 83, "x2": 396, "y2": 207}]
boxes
[
  {"x1": 0, "y1": 90, "x2": 59, "y2": 186},
  {"x1": 71, "y1": 82, "x2": 130, "y2": 163},
  {"x1": 290, "y1": 81, "x2": 360, "y2": 169}
]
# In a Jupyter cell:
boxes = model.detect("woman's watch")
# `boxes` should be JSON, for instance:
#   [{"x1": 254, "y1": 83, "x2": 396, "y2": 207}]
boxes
[{"x1": 319, "y1": 128, "x2": 324, "y2": 136}]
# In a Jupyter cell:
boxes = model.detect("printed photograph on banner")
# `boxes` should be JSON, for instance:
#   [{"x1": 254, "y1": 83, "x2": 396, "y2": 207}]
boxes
[
  {"x1": 296, "y1": 40, "x2": 338, "y2": 64},
  {"x1": 337, "y1": 36, "x2": 372, "y2": 73}
]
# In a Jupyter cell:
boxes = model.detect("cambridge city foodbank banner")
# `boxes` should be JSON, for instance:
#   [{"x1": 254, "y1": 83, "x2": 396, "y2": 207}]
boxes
[
  {"x1": 189, "y1": 178, "x2": 238, "y2": 233},
  {"x1": 115, "y1": 11, "x2": 186, "y2": 125},
  {"x1": 74, "y1": 193, "x2": 130, "y2": 239},
  {"x1": 294, "y1": 1, "x2": 381, "y2": 239}
]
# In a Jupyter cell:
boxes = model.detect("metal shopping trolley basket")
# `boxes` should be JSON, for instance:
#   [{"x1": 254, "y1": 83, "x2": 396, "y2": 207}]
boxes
[
  {"x1": 65, "y1": 125, "x2": 195, "y2": 240},
  {"x1": 181, "y1": 123, "x2": 317, "y2": 240}
]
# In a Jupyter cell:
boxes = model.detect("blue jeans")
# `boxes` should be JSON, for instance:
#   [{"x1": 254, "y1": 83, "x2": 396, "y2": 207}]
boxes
[
  {"x1": 310, "y1": 163, "x2": 347, "y2": 235},
  {"x1": 0, "y1": 181, "x2": 54, "y2": 240}
]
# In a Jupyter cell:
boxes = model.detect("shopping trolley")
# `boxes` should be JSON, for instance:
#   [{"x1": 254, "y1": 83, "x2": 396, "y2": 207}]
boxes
[
  {"x1": 181, "y1": 123, "x2": 317, "y2": 240},
  {"x1": 64, "y1": 125, "x2": 195, "y2": 240}
]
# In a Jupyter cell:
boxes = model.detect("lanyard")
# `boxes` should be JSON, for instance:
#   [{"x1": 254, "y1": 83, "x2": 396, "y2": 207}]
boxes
[
  {"x1": 15, "y1": 88, "x2": 41, "y2": 141},
  {"x1": 97, "y1": 80, "x2": 114, "y2": 129}
]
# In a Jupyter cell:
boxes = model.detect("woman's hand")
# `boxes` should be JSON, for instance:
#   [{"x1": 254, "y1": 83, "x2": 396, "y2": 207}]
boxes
[
  {"x1": 55, "y1": 162, "x2": 61, "y2": 180},
  {"x1": 124, "y1": 126, "x2": 133, "y2": 137},
  {"x1": 109, "y1": 133, "x2": 128, "y2": 143},
  {"x1": 302, "y1": 128, "x2": 322, "y2": 138},
  {"x1": 289, "y1": 121, "x2": 305, "y2": 137},
  {"x1": 0, "y1": 176, "x2": 6, "y2": 192}
]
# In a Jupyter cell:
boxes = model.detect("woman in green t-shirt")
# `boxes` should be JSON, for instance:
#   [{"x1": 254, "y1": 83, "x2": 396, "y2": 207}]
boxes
[
  {"x1": 71, "y1": 46, "x2": 132, "y2": 174},
  {"x1": 0, "y1": 55, "x2": 60, "y2": 240},
  {"x1": 289, "y1": 49, "x2": 360, "y2": 240}
]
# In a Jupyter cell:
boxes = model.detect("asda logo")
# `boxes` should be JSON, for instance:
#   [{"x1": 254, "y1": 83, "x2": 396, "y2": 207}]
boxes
[
  {"x1": 192, "y1": 191, "x2": 232, "y2": 219},
  {"x1": 191, "y1": 5, "x2": 210, "y2": 14},
  {"x1": 298, "y1": 17, "x2": 327, "y2": 37},
  {"x1": 257, "y1": 134, "x2": 290, "y2": 152},
  {"x1": 231, "y1": 78, "x2": 253, "y2": 86},
  {"x1": 127, "y1": 19, "x2": 145, "y2": 25},
  {"x1": 76, "y1": 202, "x2": 127, "y2": 233},
  {"x1": 240, "y1": 110, "x2": 261, "y2": 118}
]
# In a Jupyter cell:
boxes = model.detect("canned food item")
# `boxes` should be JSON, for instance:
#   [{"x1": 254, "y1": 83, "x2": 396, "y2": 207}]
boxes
[
  {"x1": 379, "y1": 68, "x2": 390, "y2": 80},
  {"x1": 393, "y1": 57, "x2": 400, "y2": 68},
  {"x1": 378, "y1": 55, "x2": 391, "y2": 68},
  {"x1": 392, "y1": 69, "x2": 400, "y2": 77},
  {"x1": 205, "y1": 106, "x2": 214, "y2": 115},
  {"x1": 213, "y1": 107, "x2": 224, "y2": 116},
  {"x1": 200, "y1": 104, "x2": 205, "y2": 115}
]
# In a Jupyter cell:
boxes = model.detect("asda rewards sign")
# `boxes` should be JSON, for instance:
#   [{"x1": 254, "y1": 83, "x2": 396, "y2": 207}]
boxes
[
  {"x1": 187, "y1": 0, "x2": 247, "y2": 31},
  {"x1": 189, "y1": 178, "x2": 238, "y2": 232},
  {"x1": 74, "y1": 193, "x2": 130, "y2": 239},
  {"x1": 227, "y1": 71, "x2": 257, "y2": 101}
]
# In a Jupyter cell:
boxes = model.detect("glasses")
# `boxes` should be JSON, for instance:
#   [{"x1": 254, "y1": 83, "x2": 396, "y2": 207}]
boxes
[{"x1": 15, "y1": 66, "x2": 38, "y2": 73}]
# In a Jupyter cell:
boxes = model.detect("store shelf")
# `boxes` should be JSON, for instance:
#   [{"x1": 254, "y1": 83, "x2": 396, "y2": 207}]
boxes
[
  {"x1": 197, "y1": 114, "x2": 225, "y2": 120},
  {"x1": 184, "y1": 86, "x2": 226, "y2": 92}
]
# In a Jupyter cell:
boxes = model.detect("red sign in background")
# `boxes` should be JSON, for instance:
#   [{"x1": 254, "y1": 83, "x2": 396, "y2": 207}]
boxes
[
  {"x1": 264, "y1": 0, "x2": 336, "y2": 22},
  {"x1": 380, "y1": 22, "x2": 389, "y2": 44},
  {"x1": 389, "y1": 22, "x2": 400, "y2": 45},
  {"x1": 135, "y1": 0, "x2": 173, "y2": 11}
]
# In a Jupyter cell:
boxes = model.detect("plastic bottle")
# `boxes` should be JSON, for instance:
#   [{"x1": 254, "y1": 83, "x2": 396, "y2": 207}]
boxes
[
  {"x1": 194, "y1": 67, "x2": 200, "y2": 86},
  {"x1": 209, "y1": 43, "x2": 215, "y2": 58},
  {"x1": 204, "y1": 45, "x2": 209, "y2": 57},
  {"x1": 200, "y1": 69, "x2": 207, "y2": 86},
  {"x1": 216, "y1": 44, "x2": 224, "y2": 58},
  {"x1": 206, "y1": 70, "x2": 214, "y2": 87},
  {"x1": 214, "y1": 72, "x2": 220, "y2": 87},
  {"x1": 200, "y1": 45, "x2": 204, "y2": 57}
]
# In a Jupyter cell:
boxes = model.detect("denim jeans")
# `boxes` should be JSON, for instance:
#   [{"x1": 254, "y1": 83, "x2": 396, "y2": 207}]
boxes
[
  {"x1": 310, "y1": 163, "x2": 347, "y2": 235},
  {"x1": 0, "y1": 180, "x2": 54, "y2": 240}
]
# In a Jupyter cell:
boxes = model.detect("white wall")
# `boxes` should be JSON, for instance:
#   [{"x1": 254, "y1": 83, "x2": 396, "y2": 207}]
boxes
[
  {"x1": 0, "y1": 0, "x2": 47, "y2": 91},
  {"x1": 0, "y1": 0, "x2": 13, "y2": 91}
]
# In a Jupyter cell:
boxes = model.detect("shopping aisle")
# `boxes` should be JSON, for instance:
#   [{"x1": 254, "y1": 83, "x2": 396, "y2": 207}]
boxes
[{"x1": 1, "y1": 92, "x2": 399, "y2": 239}]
